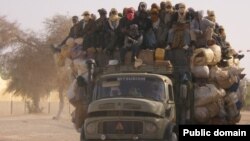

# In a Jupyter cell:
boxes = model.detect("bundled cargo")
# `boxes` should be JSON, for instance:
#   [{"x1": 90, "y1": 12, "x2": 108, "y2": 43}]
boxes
[
  {"x1": 194, "y1": 101, "x2": 221, "y2": 123},
  {"x1": 209, "y1": 66, "x2": 240, "y2": 89},
  {"x1": 228, "y1": 57, "x2": 240, "y2": 67},
  {"x1": 224, "y1": 92, "x2": 240, "y2": 121},
  {"x1": 191, "y1": 65, "x2": 210, "y2": 78},
  {"x1": 194, "y1": 84, "x2": 225, "y2": 107},
  {"x1": 236, "y1": 79, "x2": 248, "y2": 103},
  {"x1": 209, "y1": 44, "x2": 222, "y2": 65},
  {"x1": 194, "y1": 107, "x2": 209, "y2": 123},
  {"x1": 191, "y1": 48, "x2": 215, "y2": 66},
  {"x1": 138, "y1": 49, "x2": 154, "y2": 65},
  {"x1": 216, "y1": 70, "x2": 238, "y2": 89},
  {"x1": 226, "y1": 66, "x2": 244, "y2": 76}
]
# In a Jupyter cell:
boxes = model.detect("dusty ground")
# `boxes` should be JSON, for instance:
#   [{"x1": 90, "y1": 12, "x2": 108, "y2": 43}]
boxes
[
  {"x1": 0, "y1": 114, "x2": 79, "y2": 141},
  {"x1": 0, "y1": 111, "x2": 249, "y2": 141},
  {"x1": 238, "y1": 111, "x2": 250, "y2": 124}
]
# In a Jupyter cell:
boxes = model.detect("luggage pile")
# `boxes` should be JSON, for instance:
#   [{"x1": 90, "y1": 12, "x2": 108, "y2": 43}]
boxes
[{"x1": 191, "y1": 43, "x2": 247, "y2": 124}]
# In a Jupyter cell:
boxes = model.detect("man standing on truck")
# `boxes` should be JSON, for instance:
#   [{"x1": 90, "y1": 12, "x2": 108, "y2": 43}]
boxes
[{"x1": 67, "y1": 62, "x2": 91, "y2": 132}]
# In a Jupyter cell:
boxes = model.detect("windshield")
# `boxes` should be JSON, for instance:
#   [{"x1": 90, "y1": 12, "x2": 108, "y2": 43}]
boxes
[{"x1": 95, "y1": 76, "x2": 166, "y2": 101}]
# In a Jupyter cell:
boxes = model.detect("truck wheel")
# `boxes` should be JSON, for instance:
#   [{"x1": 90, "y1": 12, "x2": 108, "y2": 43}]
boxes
[
  {"x1": 163, "y1": 123, "x2": 178, "y2": 141},
  {"x1": 80, "y1": 128, "x2": 88, "y2": 141},
  {"x1": 162, "y1": 132, "x2": 177, "y2": 141}
]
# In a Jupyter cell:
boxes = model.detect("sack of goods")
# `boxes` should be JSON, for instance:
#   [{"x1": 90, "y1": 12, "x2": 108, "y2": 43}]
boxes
[
  {"x1": 209, "y1": 44, "x2": 222, "y2": 65},
  {"x1": 236, "y1": 79, "x2": 248, "y2": 103},
  {"x1": 228, "y1": 57, "x2": 240, "y2": 67},
  {"x1": 191, "y1": 65, "x2": 210, "y2": 78},
  {"x1": 224, "y1": 92, "x2": 240, "y2": 121},
  {"x1": 209, "y1": 66, "x2": 240, "y2": 89},
  {"x1": 138, "y1": 49, "x2": 154, "y2": 65},
  {"x1": 194, "y1": 84, "x2": 226, "y2": 107},
  {"x1": 216, "y1": 70, "x2": 238, "y2": 89},
  {"x1": 191, "y1": 48, "x2": 214, "y2": 66},
  {"x1": 194, "y1": 101, "x2": 220, "y2": 123}
]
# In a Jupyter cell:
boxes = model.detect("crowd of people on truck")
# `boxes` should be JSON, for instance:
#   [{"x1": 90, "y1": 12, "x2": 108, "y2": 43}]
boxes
[
  {"x1": 53, "y1": 1, "x2": 247, "y2": 131},
  {"x1": 56, "y1": 0, "x2": 244, "y2": 65}
]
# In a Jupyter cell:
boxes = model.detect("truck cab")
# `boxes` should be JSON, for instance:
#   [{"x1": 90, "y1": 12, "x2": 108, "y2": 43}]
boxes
[{"x1": 81, "y1": 65, "x2": 177, "y2": 141}]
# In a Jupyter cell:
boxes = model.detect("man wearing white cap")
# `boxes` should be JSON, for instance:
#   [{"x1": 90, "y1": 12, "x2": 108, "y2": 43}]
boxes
[{"x1": 78, "y1": 11, "x2": 95, "y2": 50}]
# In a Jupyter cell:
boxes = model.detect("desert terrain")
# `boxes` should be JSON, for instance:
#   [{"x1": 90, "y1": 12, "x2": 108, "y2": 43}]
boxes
[{"x1": 0, "y1": 111, "x2": 249, "y2": 141}]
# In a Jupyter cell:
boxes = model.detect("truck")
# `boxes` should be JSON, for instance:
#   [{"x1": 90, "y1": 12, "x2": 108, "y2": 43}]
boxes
[{"x1": 80, "y1": 48, "x2": 193, "y2": 141}]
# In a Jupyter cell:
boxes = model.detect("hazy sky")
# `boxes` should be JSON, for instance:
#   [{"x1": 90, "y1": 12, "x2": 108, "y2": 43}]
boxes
[{"x1": 1, "y1": 0, "x2": 250, "y2": 77}]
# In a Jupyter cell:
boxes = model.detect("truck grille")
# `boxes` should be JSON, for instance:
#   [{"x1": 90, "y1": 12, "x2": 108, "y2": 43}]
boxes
[{"x1": 100, "y1": 121, "x2": 143, "y2": 134}]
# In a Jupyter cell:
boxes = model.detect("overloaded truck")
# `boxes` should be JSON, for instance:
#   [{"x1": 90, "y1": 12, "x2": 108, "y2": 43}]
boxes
[
  {"x1": 78, "y1": 45, "x2": 211, "y2": 141},
  {"x1": 78, "y1": 44, "x2": 246, "y2": 141},
  {"x1": 53, "y1": 10, "x2": 248, "y2": 141}
]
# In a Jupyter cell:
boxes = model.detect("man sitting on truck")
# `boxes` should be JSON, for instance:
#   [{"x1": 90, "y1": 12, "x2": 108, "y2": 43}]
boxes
[
  {"x1": 120, "y1": 24, "x2": 143, "y2": 64},
  {"x1": 57, "y1": 16, "x2": 81, "y2": 48},
  {"x1": 78, "y1": 11, "x2": 95, "y2": 50},
  {"x1": 190, "y1": 10, "x2": 215, "y2": 48},
  {"x1": 166, "y1": 3, "x2": 191, "y2": 50}
]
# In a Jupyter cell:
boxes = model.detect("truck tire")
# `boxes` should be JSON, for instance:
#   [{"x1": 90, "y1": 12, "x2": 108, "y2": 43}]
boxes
[
  {"x1": 162, "y1": 132, "x2": 177, "y2": 141},
  {"x1": 163, "y1": 123, "x2": 178, "y2": 141},
  {"x1": 80, "y1": 128, "x2": 88, "y2": 141}
]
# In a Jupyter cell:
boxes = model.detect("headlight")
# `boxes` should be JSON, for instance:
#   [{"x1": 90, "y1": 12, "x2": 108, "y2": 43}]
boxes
[
  {"x1": 145, "y1": 122, "x2": 157, "y2": 133},
  {"x1": 86, "y1": 122, "x2": 96, "y2": 134}
]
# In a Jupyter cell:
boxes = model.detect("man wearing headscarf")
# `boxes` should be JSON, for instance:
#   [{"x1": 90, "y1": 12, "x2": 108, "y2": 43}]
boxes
[
  {"x1": 163, "y1": 1, "x2": 174, "y2": 27},
  {"x1": 136, "y1": 1, "x2": 148, "y2": 17},
  {"x1": 118, "y1": 7, "x2": 137, "y2": 48},
  {"x1": 166, "y1": 3, "x2": 191, "y2": 49}
]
